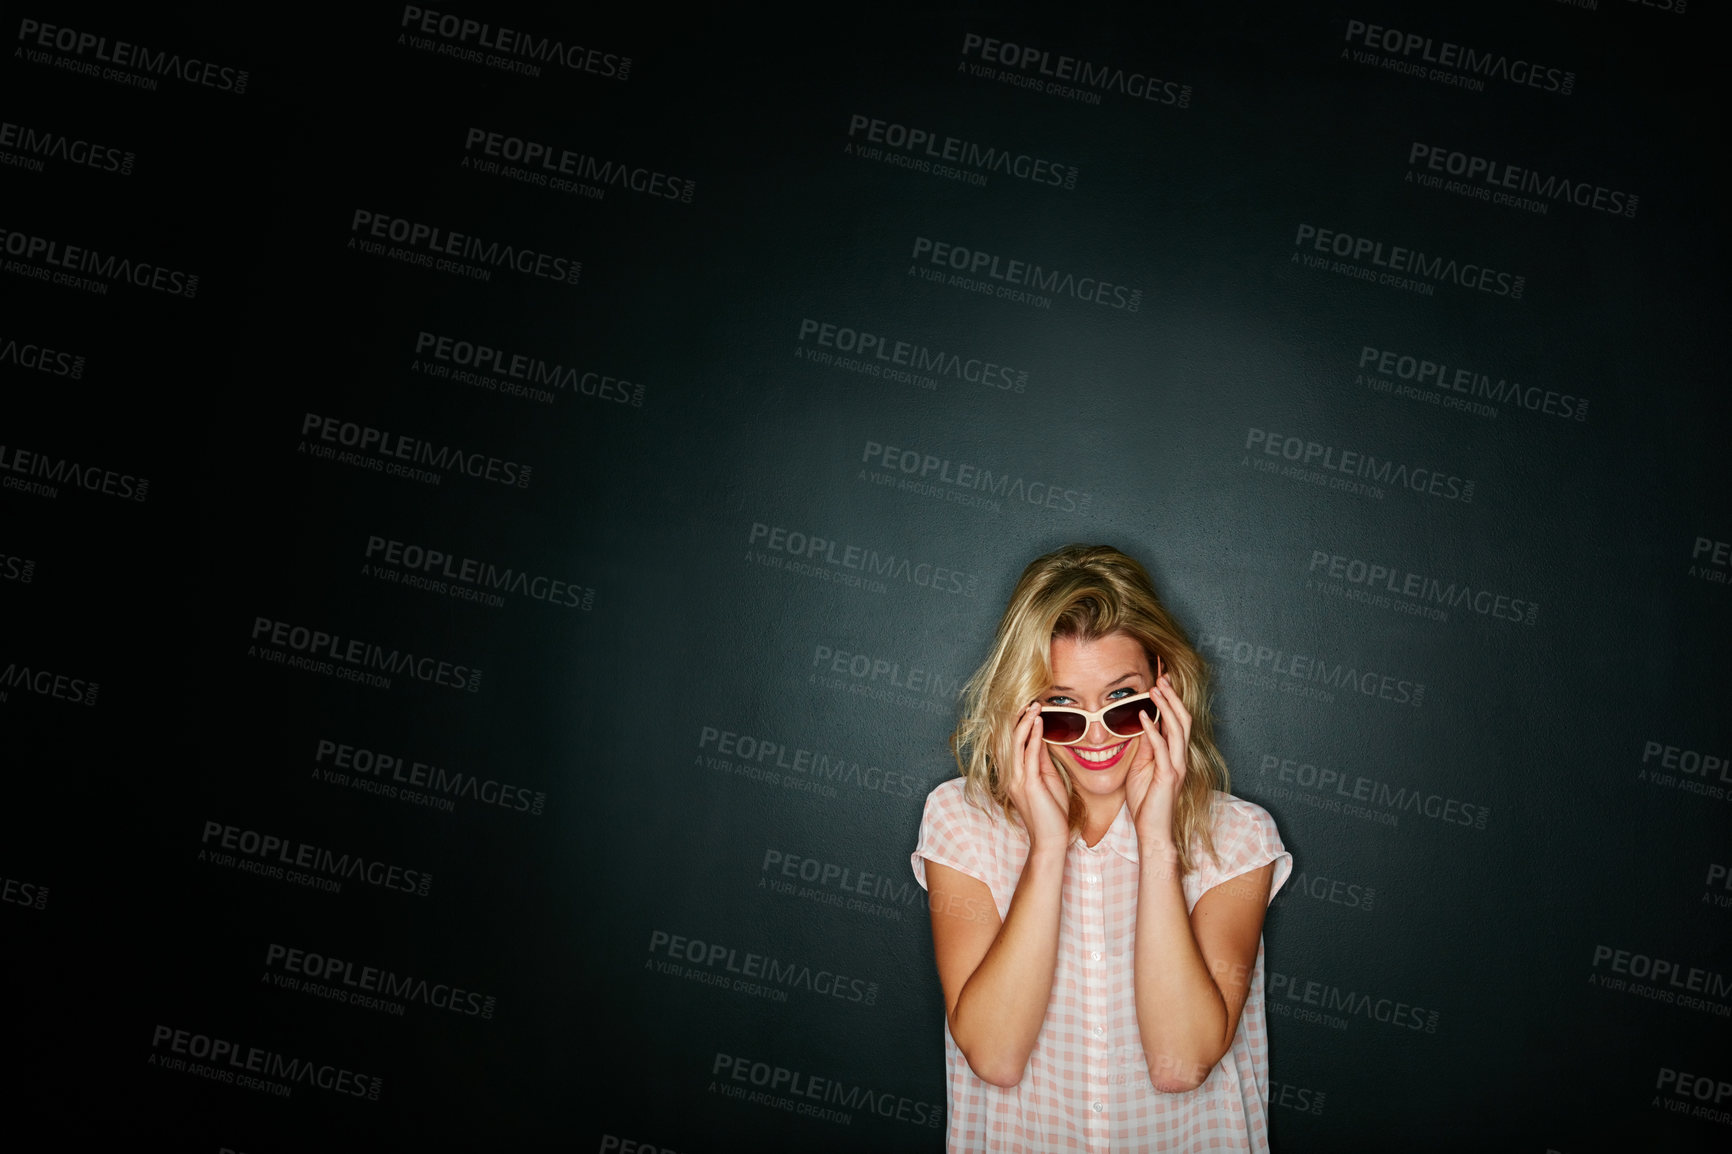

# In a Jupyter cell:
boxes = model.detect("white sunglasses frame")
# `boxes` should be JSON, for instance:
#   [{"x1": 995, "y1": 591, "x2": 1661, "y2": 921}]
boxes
[{"x1": 1037, "y1": 692, "x2": 1159, "y2": 746}]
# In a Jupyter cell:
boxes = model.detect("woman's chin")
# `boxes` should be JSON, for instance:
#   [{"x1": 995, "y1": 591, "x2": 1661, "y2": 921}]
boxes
[{"x1": 1064, "y1": 760, "x2": 1130, "y2": 796}]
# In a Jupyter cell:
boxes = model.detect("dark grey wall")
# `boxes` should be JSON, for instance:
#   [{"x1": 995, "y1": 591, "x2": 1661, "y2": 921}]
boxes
[{"x1": 3, "y1": 2, "x2": 1727, "y2": 1151}]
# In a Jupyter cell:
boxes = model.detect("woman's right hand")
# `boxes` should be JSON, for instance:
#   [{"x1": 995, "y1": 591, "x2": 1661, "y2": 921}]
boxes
[{"x1": 1005, "y1": 702, "x2": 1072, "y2": 849}]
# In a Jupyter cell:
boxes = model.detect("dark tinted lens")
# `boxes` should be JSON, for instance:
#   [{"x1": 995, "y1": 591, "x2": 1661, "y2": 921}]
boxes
[
  {"x1": 1103, "y1": 698, "x2": 1155, "y2": 736},
  {"x1": 1039, "y1": 709, "x2": 1087, "y2": 744}
]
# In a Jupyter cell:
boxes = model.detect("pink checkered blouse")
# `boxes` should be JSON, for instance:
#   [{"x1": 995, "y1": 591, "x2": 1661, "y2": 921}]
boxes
[{"x1": 912, "y1": 779, "x2": 1292, "y2": 1152}]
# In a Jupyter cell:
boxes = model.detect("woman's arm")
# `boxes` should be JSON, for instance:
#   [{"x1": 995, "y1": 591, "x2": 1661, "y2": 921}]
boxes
[
  {"x1": 1125, "y1": 673, "x2": 1275, "y2": 1092},
  {"x1": 1132, "y1": 854, "x2": 1273, "y2": 1091},
  {"x1": 924, "y1": 702, "x2": 1072, "y2": 1088},
  {"x1": 926, "y1": 852, "x2": 1064, "y2": 1087}
]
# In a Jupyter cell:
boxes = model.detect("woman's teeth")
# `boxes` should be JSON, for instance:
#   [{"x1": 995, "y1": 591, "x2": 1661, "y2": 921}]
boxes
[{"x1": 1076, "y1": 744, "x2": 1125, "y2": 763}]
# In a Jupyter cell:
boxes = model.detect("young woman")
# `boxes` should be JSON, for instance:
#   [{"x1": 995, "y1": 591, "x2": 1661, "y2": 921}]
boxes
[{"x1": 912, "y1": 545, "x2": 1291, "y2": 1152}]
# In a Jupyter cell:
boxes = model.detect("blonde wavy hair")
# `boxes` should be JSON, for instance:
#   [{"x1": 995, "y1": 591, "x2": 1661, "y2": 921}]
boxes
[{"x1": 951, "y1": 544, "x2": 1228, "y2": 873}]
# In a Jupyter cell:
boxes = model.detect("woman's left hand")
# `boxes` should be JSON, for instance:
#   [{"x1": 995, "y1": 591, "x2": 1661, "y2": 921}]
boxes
[{"x1": 1125, "y1": 673, "x2": 1192, "y2": 847}]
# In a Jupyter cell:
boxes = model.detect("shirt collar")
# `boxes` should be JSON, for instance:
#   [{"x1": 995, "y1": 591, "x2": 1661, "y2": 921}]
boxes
[{"x1": 1077, "y1": 802, "x2": 1140, "y2": 862}]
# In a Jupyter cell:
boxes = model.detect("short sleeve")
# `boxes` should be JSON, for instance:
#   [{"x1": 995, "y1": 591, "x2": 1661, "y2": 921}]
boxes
[
  {"x1": 1190, "y1": 794, "x2": 1293, "y2": 907},
  {"x1": 910, "y1": 778, "x2": 993, "y2": 893}
]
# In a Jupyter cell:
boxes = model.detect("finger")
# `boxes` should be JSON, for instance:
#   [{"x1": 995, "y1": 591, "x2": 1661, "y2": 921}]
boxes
[
  {"x1": 1137, "y1": 704, "x2": 1160, "y2": 748},
  {"x1": 1019, "y1": 713, "x2": 1050, "y2": 802},
  {"x1": 1155, "y1": 681, "x2": 1191, "y2": 760},
  {"x1": 1010, "y1": 702, "x2": 1039, "y2": 766},
  {"x1": 1022, "y1": 709, "x2": 1046, "y2": 765},
  {"x1": 1124, "y1": 712, "x2": 1158, "y2": 774},
  {"x1": 1024, "y1": 746, "x2": 1048, "y2": 805},
  {"x1": 1157, "y1": 696, "x2": 1186, "y2": 780},
  {"x1": 1157, "y1": 677, "x2": 1192, "y2": 735},
  {"x1": 1140, "y1": 707, "x2": 1173, "y2": 778}
]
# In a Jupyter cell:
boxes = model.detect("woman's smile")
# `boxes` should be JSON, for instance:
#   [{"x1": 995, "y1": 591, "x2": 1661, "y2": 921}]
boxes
[{"x1": 1071, "y1": 740, "x2": 1134, "y2": 769}]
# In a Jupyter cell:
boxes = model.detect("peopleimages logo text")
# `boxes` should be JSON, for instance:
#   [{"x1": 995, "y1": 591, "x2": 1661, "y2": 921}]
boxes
[
  {"x1": 862, "y1": 439, "x2": 1089, "y2": 514},
  {"x1": 364, "y1": 536, "x2": 593, "y2": 610},
  {"x1": 712, "y1": 1053, "x2": 943, "y2": 1129},
  {"x1": 910, "y1": 237, "x2": 1141, "y2": 311},
  {"x1": 17, "y1": 19, "x2": 249, "y2": 93},
  {"x1": 762, "y1": 849, "x2": 922, "y2": 910},
  {"x1": 414, "y1": 330, "x2": 642, "y2": 406},
  {"x1": 0, "y1": 120, "x2": 134, "y2": 175},
  {"x1": 0, "y1": 443, "x2": 147, "y2": 501},
  {"x1": 1358, "y1": 345, "x2": 1587, "y2": 421},
  {"x1": 1199, "y1": 630, "x2": 1426, "y2": 707},
  {"x1": 149, "y1": 1025, "x2": 379, "y2": 1099},
  {"x1": 201, "y1": 820, "x2": 433, "y2": 897},
  {"x1": 300, "y1": 412, "x2": 530, "y2": 488},
  {"x1": 1690, "y1": 537, "x2": 1729, "y2": 589},
  {"x1": 1268, "y1": 969, "x2": 1441, "y2": 1032},
  {"x1": 748, "y1": 523, "x2": 978, "y2": 597},
  {"x1": 649, "y1": 930, "x2": 879, "y2": 1004},
  {"x1": 1, "y1": 226, "x2": 198, "y2": 296},
  {"x1": 847, "y1": 114, "x2": 1076, "y2": 188},
  {"x1": 1258, "y1": 752, "x2": 1490, "y2": 830},
  {"x1": 399, "y1": 6, "x2": 627, "y2": 78},
  {"x1": 1308, "y1": 549, "x2": 1537, "y2": 625},
  {"x1": 797, "y1": 318, "x2": 1026, "y2": 391},
  {"x1": 1407, "y1": 143, "x2": 1636, "y2": 218},
  {"x1": 0, "y1": 551, "x2": 35, "y2": 584},
  {"x1": 265, "y1": 943, "x2": 497, "y2": 1018},
  {"x1": 1591, "y1": 945, "x2": 1732, "y2": 1001},
  {"x1": 1246, "y1": 428, "x2": 1473, "y2": 503},
  {"x1": 959, "y1": 33, "x2": 1191, "y2": 107},
  {"x1": 0, "y1": 332, "x2": 86, "y2": 378},
  {"x1": 315, "y1": 737, "x2": 547, "y2": 815},
  {"x1": 250, "y1": 616, "x2": 482, "y2": 692},
  {"x1": 0, "y1": 659, "x2": 98, "y2": 706},
  {"x1": 350, "y1": 210, "x2": 579, "y2": 284},
  {"x1": 700, "y1": 724, "x2": 924, "y2": 799},
  {"x1": 463, "y1": 128, "x2": 691, "y2": 201},
  {"x1": 1342, "y1": 19, "x2": 1574, "y2": 95},
  {"x1": 1, "y1": 871, "x2": 48, "y2": 910},
  {"x1": 1294, "y1": 224, "x2": 1523, "y2": 298}
]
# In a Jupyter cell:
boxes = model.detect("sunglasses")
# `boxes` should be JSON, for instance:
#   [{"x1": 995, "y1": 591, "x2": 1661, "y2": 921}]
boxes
[{"x1": 1038, "y1": 693, "x2": 1158, "y2": 746}]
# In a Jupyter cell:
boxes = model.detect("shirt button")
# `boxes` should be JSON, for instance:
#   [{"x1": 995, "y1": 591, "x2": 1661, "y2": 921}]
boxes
[
  {"x1": 1092, "y1": 1101, "x2": 1105, "y2": 1113},
  {"x1": 1094, "y1": 1026, "x2": 1105, "y2": 1037},
  {"x1": 1086, "y1": 874, "x2": 1099, "y2": 884},
  {"x1": 1091, "y1": 950, "x2": 1102, "y2": 962}
]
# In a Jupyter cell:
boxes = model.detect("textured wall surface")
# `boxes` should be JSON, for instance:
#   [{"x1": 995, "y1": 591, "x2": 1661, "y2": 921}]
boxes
[{"x1": 3, "y1": 2, "x2": 1726, "y2": 1151}]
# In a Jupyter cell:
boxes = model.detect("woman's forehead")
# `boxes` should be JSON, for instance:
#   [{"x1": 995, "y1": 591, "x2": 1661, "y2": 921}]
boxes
[{"x1": 1048, "y1": 633, "x2": 1150, "y2": 686}]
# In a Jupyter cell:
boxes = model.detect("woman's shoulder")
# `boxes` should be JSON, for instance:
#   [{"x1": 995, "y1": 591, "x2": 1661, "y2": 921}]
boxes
[
  {"x1": 1207, "y1": 790, "x2": 1280, "y2": 836},
  {"x1": 926, "y1": 776, "x2": 970, "y2": 807},
  {"x1": 924, "y1": 776, "x2": 992, "y2": 822},
  {"x1": 921, "y1": 777, "x2": 1009, "y2": 841},
  {"x1": 1198, "y1": 790, "x2": 1287, "y2": 879},
  {"x1": 914, "y1": 776, "x2": 1017, "y2": 893}
]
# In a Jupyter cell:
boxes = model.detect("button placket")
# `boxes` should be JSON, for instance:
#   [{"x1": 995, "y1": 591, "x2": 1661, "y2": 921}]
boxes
[{"x1": 1080, "y1": 844, "x2": 1108, "y2": 1136}]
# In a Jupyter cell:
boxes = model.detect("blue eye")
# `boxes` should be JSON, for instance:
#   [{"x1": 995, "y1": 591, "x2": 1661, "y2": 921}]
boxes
[
  {"x1": 1044, "y1": 695, "x2": 1073, "y2": 706},
  {"x1": 1107, "y1": 688, "x2": 1136, "y2": 700}
]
